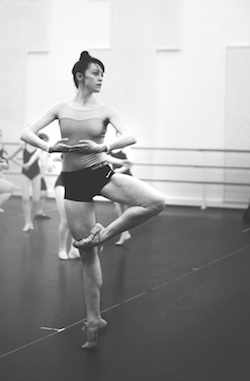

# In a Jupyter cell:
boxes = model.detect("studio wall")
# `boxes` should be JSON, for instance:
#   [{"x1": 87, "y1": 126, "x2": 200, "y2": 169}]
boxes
[{"x1": 1, "y1": 0, "x2": 250, "y2": 206}]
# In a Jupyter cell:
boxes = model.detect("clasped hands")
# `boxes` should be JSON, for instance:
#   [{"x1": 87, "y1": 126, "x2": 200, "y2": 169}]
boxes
[{"x1": 49, "y1": 138, "x2": 105, "y2": 154}]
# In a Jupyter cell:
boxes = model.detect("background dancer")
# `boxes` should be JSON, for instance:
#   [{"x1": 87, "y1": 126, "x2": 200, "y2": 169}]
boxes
[
  {"x1": 8, "y1": 142, "x2": 42, "y2": 231},
  {"x1": 0, "y1": 129, "x2": 14, "y2": 212},
  {"x1": 35, "y1": 132, "x2": 51, "y2": 219}
]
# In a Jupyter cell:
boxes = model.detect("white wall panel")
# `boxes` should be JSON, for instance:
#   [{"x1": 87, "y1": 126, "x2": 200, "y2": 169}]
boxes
[{"x1": 1, "y1": 0, "x2": 250, "y2": 206}]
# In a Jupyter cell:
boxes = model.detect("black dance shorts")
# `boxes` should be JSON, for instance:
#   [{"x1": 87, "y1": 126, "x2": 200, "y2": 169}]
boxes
[
  {"x1": 54, "y1": 172, "x2": 64, "y2": 188},
  {"x1": 62, "y1": 162, "x2": 114, "y2": 202}
]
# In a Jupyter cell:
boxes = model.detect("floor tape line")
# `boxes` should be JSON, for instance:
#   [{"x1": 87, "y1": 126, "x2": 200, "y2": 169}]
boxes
[{"x1": 1, "y1": 243, "x2": 249, "y2": 359}]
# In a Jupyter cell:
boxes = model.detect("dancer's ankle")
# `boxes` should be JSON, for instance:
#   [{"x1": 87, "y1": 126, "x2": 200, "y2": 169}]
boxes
[{"x1": 86, "y1": 316, "x2": 107, "y2": 328}]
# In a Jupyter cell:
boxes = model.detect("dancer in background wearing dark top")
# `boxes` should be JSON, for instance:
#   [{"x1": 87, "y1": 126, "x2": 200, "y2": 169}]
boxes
[
  {"x1": 0, "y1": 129, "x2": 15, "y2": 211},
  {"x1": 20, "y1": 51, "x2": 166, "y2": 349},
  {"x1": 8, "y1": 142, "x2": 42, "y2": 231}
]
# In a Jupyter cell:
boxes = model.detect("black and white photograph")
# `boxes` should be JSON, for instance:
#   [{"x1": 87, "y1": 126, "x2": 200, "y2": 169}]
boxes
[{"x1": 0, "y1": 1, "x2": 250, "y2": 380}]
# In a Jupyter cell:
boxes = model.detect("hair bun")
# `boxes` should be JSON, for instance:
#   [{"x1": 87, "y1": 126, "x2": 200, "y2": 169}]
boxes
[{"x1": 79, "y1": 51, "x2": 91, "y2": 62}]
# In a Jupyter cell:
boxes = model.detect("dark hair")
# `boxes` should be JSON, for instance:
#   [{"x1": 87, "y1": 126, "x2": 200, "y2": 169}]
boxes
[{"x1": 72, "y1": 51, "x2": 105, "y2": 88}]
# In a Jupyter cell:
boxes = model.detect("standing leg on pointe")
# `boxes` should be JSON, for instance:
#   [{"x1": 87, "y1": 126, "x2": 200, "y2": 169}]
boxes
[{"x1": 64, "y1": 200, "x2": 107, "y2": 349}]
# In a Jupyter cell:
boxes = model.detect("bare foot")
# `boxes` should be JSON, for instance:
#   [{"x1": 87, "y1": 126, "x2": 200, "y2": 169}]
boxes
[
  {"x1": 115, "y1": 231, "x2": 131, "y2": 246},
  {"x1": 22, "y1": 223, "x2": 34, "y2": 232},
  {"x1": 58, "y1": 251, "x2": 68, "y2": 260},
  {"x1": 68, "y1": 249, "x2": 80, "y2": 259}
]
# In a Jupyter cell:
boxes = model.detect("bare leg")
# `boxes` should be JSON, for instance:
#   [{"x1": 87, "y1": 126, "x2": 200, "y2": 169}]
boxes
[
  {"x1": 21, "y1": 175, "x2": 33, "y2": 231},
  {"x1": 21, "y1": 175, "x2": 41, "y2": 231},
  {"x1": 0, "y1": 178, "x2": 15, "y2": 211},
  {"x1": 31, "y1": 175, "x2": 41, "y2": 223},
  {"x1": 54, "y1": 185, "x2": 80, "y2": 260},
  {"x1": 74, "y1": 174, "x2": 166, "y2": 249},
  {"x1": 114, "y1": 202, "x2": 131, "y2": 245},
  {"x1": 0, "y1": 192, "x2": 13, "y2": 210},
  {"x1": 55, "y1": 185, "x2": 70, "y2": 259},
  {"x1": 36, "y1": 190, "x2": 50, "y2": 218},
  {"x1": 64, "y1": 199, "x2": 106, "y2": 348},
  {"x1": 37, "y1": 192, "x2": 45, "y2": 215}
]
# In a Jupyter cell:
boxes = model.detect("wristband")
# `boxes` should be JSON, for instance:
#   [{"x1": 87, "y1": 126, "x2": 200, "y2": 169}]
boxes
[{"x1": 105, "y1": 144, "x2": 110, "y2": 153}]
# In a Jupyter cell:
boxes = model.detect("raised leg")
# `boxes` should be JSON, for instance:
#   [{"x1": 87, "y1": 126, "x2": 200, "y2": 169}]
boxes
[{"x1": 74, "y1": 173, "x2": 166, "y2": 249}]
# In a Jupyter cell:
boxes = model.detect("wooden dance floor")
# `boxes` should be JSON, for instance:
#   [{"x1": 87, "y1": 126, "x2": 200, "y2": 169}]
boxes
[{"x1": 0, "y1": 197, "x2": 250, "y2": 380}]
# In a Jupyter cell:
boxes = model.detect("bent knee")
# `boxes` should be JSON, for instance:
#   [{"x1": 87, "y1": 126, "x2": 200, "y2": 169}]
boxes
[
  {"x1": 6, "y1": 183, "x2": 15, "y2": 193},
  {"x1": 148, "y1": 195, "x2": 166, "y2": 215}
]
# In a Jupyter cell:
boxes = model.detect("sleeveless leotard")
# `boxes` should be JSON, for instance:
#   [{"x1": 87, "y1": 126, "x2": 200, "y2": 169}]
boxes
[{"x1": 22, "y1": 147, "x2": 40, "y2": 180}]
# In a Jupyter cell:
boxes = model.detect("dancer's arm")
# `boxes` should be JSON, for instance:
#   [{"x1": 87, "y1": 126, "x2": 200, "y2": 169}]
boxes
[
  {"x1": 116, "y1": 146, "x2": 134, "y2": 174},
  {"x1": 106, "y1": 155, "x2": 133, "y2": 174},
  {"x1": 21, "y1": 103, "x2": 71, "y2": 153},
  {"x1": 45, "y1": 152, "x2": 62, "y2": 173},
  {"x1": 38, "y1": 150, "x2": 50, "y2": 176},
  {"x1": 6, "y1": 143, "x2": 24, "y2": 167},
  {"x1": 23, "y1": 148, "x2": 42, "y2": 170},
  {"x1": 106, "y1": 107, "x2": 137, "y2": 151}
]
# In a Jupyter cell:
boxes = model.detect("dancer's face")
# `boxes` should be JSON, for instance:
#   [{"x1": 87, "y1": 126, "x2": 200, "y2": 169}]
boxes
[{"x1": 84, "y1": 63, "x2": 104, "y2": 93}]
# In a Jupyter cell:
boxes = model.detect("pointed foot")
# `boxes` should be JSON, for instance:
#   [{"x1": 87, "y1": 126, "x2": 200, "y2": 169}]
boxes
[
  {"x1": 73, "y1": 223, "x2": 105, "y2": 250},
  {"x1": 115, "y1": 231, "x2": 131, "y2": 246},
  {"x1": 81, "y1": 319, "x2": 107, "y2": 350}
]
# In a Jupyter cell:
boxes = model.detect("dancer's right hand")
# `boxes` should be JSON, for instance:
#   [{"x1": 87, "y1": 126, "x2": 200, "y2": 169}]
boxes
[{"x1": 49, "y1": 138, "x2": 72, "y2": 153}]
